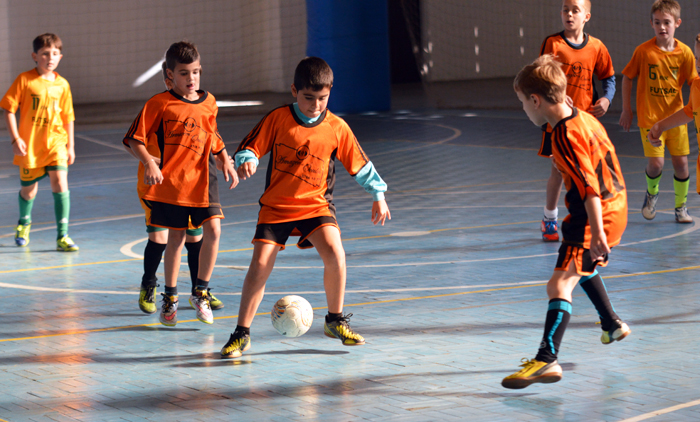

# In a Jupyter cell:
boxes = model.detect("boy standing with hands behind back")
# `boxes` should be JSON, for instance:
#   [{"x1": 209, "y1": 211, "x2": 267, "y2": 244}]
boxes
[
  {"x1": 2, "y1": 33, "x2": 78, "y2": 251},
  {"x1": 619, "y1": 0, "x2": 698, "y2": 223},
  {"x1": 538, "y1": 0, "x2": 616, "y2": 242}
]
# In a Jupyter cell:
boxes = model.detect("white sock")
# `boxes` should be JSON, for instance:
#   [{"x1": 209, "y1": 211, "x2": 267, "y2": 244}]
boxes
[{"x1": 544, "y1": 207, "x2": 558, "y2": 220}]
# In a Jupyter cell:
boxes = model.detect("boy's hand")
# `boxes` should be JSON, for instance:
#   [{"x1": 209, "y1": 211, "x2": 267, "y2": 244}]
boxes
[
  {"x1": 152, "y1": 155, "x2": 161, "y2": 166},
  {"x1": 11, "y1": 137, "x2": 27, "y2": 156},
  {"x1": 619, "y1": 109, "x2": 633, "y2": 131},
  {"x1": 143, "y1": 159, "x2": 163, "y2": 186},
  {"x1": 215, "y1": 153, "x2": 233, "y2": 171},
  {"x1": 590, "y1": 98, "x2": 610, "y2": 118},
  {"x1": 371, "y1": 199, "x2": 391, "y2": 226},
  {"x1": 67, "y1": 146, "x2": 76, "y2": 165},
  {"x1": 221, "y1": 158, "x2": 239, "y2": 189},
  {"x1": 647, "y1": 124, "x2": 663, "y2": 147},
  {"x1": 237, "y1": 161, "x2": 257, "y2": 180},
  {"x1": 588, "y1": 229, "x2": 610, "y2": 263}
]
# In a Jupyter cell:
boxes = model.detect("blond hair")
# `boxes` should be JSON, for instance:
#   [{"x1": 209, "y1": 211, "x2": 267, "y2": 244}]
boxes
[
  {"x1": 514, "y1": 55, "x2": 567, "y2": 104},
  {"x1": 651, "y1": 0, "x2": 680, "y2": 21}
]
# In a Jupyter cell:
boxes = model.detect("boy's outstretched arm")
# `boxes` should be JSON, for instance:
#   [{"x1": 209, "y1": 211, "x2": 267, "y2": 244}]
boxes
[
  {"x1": 648, "y1": 109, "x2": 693, "y2": 147},
  {"x1": 4, "y1": 110, "x2": 26, "y2": 157},
  {"x1": 619, "y1": 76, "x2": 634, "y2": 131},
  {"x1": 584, "y1": 193, "x2": 609, "y2": 262},
  {"x1": 216, "y1": 148, "x2": 239, "y2": 189},
  {"x1": 371, "y1": 199, "x2": 391, "y2": 226},
  {"x1": 125, "y1": 138, "x2": 163, "y2": 185}
]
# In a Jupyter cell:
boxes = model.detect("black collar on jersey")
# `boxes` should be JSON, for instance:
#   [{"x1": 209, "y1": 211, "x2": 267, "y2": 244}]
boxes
[
  {"x1": 288, "y1": 104, "x2": 327, "y2": 128},
  {"x1": 553, "y1": 106, "x2": 579, "y2": 132},
  {"x1": 168, "y1": 89, "x2": 208, "y2": 104},
  {"x1": 558, "y1": 31, "x2": 589, "y2": 50}
]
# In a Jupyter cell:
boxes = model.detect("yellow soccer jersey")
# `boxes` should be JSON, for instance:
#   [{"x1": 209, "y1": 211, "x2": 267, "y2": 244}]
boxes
[
  {"x1": 622, "y1": 38, "x2": 698, "y2": 128},
  {"x1": 0, "y1": 69, "x2": 75, "y2": 168}
]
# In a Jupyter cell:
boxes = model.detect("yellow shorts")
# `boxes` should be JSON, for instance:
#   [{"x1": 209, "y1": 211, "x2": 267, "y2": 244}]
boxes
[
  {"x1": 640, "y1": 126, "x2": 689, "y2": 157},
  {"x1": 19, "y1": 160, "x2": 68, "y2": 186}
]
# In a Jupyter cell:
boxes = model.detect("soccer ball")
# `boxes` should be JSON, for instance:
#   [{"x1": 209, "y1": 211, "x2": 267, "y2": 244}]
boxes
[{"x1": 271, "y1": 295, "x2": 313, "y2": 337}]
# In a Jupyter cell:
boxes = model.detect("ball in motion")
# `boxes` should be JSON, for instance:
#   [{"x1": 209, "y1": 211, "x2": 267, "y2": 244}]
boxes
[{"x1": 271, "y1": 295, "x2": 313, "y2": 337}]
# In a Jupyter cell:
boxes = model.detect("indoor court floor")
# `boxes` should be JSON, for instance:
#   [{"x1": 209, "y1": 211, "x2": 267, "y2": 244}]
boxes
[{"x1": 1, "y1": 105, "x2": 699, "y2": 421}]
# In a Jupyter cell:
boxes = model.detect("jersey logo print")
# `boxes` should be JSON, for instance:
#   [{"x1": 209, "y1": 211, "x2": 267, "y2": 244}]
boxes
[
  {"x1": 164, "y1": 117, "x2": 209, "y2": 156},
  {"x1": 274, "y1": 143, "x2": 325, "y2": 187},
  {"x1": 561, "y1": 60, "x2": 592, "y2": 92}
]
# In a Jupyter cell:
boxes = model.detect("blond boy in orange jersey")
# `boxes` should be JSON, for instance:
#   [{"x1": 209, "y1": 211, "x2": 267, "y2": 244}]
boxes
[
  {"x1": 124, "y1": 61, "x2": 225, "y2": 315},
  {"x1": 503, "y1": 55, "x2": 630, "y2": 389},
  {"x1": 124, "y1": 41, "x2": 238, "y2": 327},
  {"x1": 648, "y1": 34, "x2": 700, "y2": 196},
  {"x1": 619, "y1": 0, "x2": 698, "y2": 223},
  {"x1": 538, "y1": 0, "x2": 616, "y2": 242},
  {"x1": 2, "y1": 33, "x2": 78, "y2": 251},
  {"x1": 220, "y1": 57, "x2": 391, "y2": 358}
]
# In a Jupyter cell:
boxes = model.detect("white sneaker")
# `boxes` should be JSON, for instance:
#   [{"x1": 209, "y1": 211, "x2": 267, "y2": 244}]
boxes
[
  {"x1": 189, "y1": 289, "x2": 213, "y2": 324},
  {"x1": 159, "y1": 294, "x2": 178, "y2": 327},
  {"x1": 675, "y1": 206, "x2": 693, "y2": 223},
  {"x1": 641, "y1": 191, "x2": 658, "y2": 220}
]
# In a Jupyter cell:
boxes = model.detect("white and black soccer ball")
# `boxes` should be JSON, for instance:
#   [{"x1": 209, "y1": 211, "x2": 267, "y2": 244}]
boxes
[{"x1": 271, "y1": 295, "x2": 313, "y2": 337}]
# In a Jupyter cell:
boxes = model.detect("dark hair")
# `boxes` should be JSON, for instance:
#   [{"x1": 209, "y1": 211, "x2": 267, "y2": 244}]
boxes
[
  {"x1": 293, "y1": 57, "x2": 333, "y2": 91},
  {"x1": 161, "y1": 61, "x2": 170, "y2": 81},
  {"x1": 33, "y1": 33, "x2": 62, "y2": 53},
  {"x1": 165, "y1": 41, "x2": 200, "y2": 71}
]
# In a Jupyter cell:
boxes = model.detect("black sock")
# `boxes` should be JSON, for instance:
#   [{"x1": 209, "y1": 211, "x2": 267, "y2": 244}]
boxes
[
  {"x1": 142, "y1": 240, "x2": 166, "y2": 287},
  {"x1": 185, "y1": 239, "x2": 202, "y2": 293},
  {"x1": 235, "y1": 325, "x2": 250, "y2": 336},
  {"x1": 579, "y1": 272, "x2": 619, "y2": 331},
  {"x1": 535, "y1": 299, "x2": 571, "y2": 363},
  {"x1": 326, "y1": 312, "x2": 343, "y2": 323},
  {"x1": 195, "y1": 278, "x2": 209, "y2": 292},
  {"x1": 164, "y1": 285, "x2": 178, "y2": 297}
]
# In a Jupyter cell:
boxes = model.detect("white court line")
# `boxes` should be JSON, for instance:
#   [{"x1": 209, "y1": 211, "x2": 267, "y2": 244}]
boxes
[
  {"x1": 618, "y1": 399, "x2": 700, "y2": 422},
  {"x1": 75, "y1": 133, "x2": 125, "y2": 151}
]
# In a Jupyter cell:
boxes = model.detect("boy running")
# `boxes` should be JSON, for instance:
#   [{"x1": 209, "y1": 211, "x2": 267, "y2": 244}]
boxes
[
  {"x1": 123, "y1": 41, "x2": 238, "y2": 326},
  {"x1": 619, "y1": 0, "x2": 698, "y2": 223},
  {"x1": 2, "y1": 33, "x2": 78, "y2": 251},
  {"x1": 503, "y1": 54, "x2": 630, "y2": 389},
  {"x1": 220, "y1": 57, "x2": 390, "y2": 358}
]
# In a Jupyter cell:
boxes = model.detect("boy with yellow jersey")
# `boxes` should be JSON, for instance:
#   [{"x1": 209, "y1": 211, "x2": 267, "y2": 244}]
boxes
[
  {"x1": 126, "y1": 61, "x2": 224, "y2": 315},
  {"x1": 538, "y1": 0, "x2": 615, "y2": 242},
  {"x1": 619, "y1": 0, "x2": 698, "y2": 223},
  {"x1": 2, "y1": 33, "x2": 78, "y2": 251},
  {"x1": 504, "y1": 55, "x2": 630, "y2": 389},
  {"x1": 124, "y1": 41, "x2": 238, "y2": 326},
  {"x1": 648, "y1": 34, "x2": 700, "y2": 197},
  {"x1": 220, "y1": 57, "x2": 391, "y2": 358}
]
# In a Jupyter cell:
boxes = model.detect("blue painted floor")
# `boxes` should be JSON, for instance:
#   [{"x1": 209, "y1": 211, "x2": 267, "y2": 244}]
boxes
[{"x1": 1, "y1": 109, "x2": 699, "y2": 421}]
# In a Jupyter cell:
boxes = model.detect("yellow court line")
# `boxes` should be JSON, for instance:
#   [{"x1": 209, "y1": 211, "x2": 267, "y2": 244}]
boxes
[
  {"x1": 4, "y1": 263, "x2": 700, "y2": 344},
  {"x1": 0, "y1": 258, "x2": 142, "y2": 274}
]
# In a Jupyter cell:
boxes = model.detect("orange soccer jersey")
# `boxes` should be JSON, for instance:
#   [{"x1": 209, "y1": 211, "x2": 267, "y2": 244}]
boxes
[
  {"x1": 622, "y1": 38, "x2": 698, "y2": 128},
  {"x1": 123, "y1": 90, "x2": 225, "y2": 208},
  {"x1": 236, "y1": 105, "x2": 370, "y2": 224},
  {"x1": 551, "y1": 108, "x2": 627, "y2": 249},
  {"x1": 540, "y1": 32, "x2": 615, "y2": 112},
  {"x1": 0, "y1": 69, "x2": 75, "y2": 168}
]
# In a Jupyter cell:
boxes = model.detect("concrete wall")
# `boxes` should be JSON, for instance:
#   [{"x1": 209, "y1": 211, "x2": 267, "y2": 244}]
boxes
[
  {"x1": 0, "y1": 0, "x2": 306, "y2": 104},
  {"x1": 420, "y1": 0, "x2": 700, "y2": 82}
]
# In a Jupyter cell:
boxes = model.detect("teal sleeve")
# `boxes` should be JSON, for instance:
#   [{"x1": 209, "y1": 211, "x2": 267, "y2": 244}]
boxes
[
  {"x1": 353, "y1": 161, "x2": 387, "y2": 201},
  {"x1": 234, "y1": 149, "x2": 259, "y2": 168}
]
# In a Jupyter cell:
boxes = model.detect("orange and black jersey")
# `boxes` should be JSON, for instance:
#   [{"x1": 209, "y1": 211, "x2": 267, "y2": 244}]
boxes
[
  {"x1": 123, "y1": 90, "x2": 225, "y2": 208},
  {"x1": 551, "y1": 108, "x2": 627, "y2": 249},
  {"x1": 236, "y1": 105, "x2": 370, "y2": 224},
  {"x1": 540, "y1": 32, "x2": 615, "y2": 112}
]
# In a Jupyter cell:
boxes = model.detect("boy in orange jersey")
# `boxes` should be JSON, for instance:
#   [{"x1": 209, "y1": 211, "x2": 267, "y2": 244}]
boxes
[
  {"x1": 125, "y1": 61, "x2": 224, "y2": 315},
  {"x1": 538, "y1": 0, "x2": 616, "y2": 242},
  {"x1": 503, "y1": 55, "x2": 630, "y2": 389},
  {"x1": 648, "y1": 34, "x2": 700, "y2": 199},
  {"x1": 123, "y1": 41, "x2": 238, "y2": 326},
  {"x1": 2, "y1": 33, "x2": 78, "y2": 251},
  {"x1": 619, "y1": 0, "x2": 698, "y2": 223},
  {"x1": 220, "y1": 57, "x2": 391, "y2": 358}
]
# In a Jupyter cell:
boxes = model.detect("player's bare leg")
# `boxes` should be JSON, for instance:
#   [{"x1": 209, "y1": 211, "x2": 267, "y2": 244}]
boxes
[
  {"x1": 237, "y1": 242, "x2": 280, "y2": 327},
  {"x1": 197, "y1": 218, "x2": 221, "y2": 282},
  {"x1": 309, "y1": 225, "x2": 364, "y2": 345},
  {"x1": 159, "y1": 228, "x2": 186, "y2": 326}
]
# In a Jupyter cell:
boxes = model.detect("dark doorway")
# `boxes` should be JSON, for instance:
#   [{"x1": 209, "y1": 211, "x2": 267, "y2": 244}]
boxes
[{"x1": 388, "y1": 0, "x2": 422, "y2": 84}]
